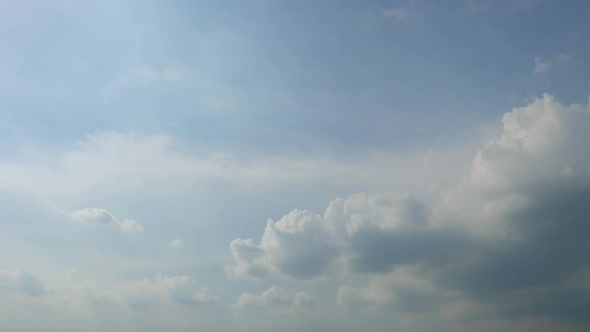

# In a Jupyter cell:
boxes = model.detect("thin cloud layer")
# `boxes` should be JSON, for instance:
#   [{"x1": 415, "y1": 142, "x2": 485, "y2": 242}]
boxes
[
  {"x1": 125, "y1": 275, "x2": 218, "y2": 310},
  {"x1": 0, "y1": 268, "x2": 47, "y2": 297},
  {"x1": 534, "y1": 53, "x2": 572, "y2": 73},
  {"x1": 234, "y1": 286, "x2": 313, "y2": 310}
]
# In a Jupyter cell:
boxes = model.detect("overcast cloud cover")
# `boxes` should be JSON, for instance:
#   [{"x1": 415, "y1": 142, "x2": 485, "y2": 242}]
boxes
[{"x1": 1, "y1": 1, "x2": 590, "y2": 331}]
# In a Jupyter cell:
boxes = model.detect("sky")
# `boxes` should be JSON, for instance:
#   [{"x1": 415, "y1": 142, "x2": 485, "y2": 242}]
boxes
[{"x1": 1, "y1": 0, "x2": 590, "y2": 331}]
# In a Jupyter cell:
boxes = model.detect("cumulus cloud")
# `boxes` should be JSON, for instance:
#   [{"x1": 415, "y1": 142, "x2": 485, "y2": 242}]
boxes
[
  {"x1": 125, "y1": 275, "x2": 218, "y2": 310},
  {"x1": 234, "y1": 286, "x2": 313, "y2": 310},
  {"x1": 228, "y1": 210, "x2": 339, "y2": 280},
  {"x1": 69, "y1": 208, "x2": 143, "y2": 232},
  {"x1": 229, "y1": 94, "x2": 590, "y2": 324},
  {"x1": 0, "y1": 268, "x2": 47, "y2": 297},
  {"x1": 434, "y1": 94, "x2": 590, "y2": 302},
  {"x1": 228, "y1": 193, "x2": 466, "y2": 280}
]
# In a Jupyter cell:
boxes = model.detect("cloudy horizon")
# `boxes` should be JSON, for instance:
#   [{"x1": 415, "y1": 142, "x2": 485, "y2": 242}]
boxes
[{"x1": 1, "y1": 1, "x2": 590, "y2": 331}]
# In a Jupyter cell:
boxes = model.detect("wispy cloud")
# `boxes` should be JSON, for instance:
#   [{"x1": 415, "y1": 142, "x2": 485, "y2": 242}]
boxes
[
  {"x1": 534, "y1": 53, "x2": 572, "y2": 73},
  {"x1": 69, "y1": 208, "x2": 143, "y2": 232},
  {"x1": 234, "y1": 286, "x2": 313, "y2": 310}
]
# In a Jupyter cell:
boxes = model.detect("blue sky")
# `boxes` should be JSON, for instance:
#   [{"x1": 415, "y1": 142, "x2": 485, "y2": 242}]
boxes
[
  {"x1": 2, "y1": 0, "x2": 588, "y2": 150},
  {"x1": 1, "y1": 1, "x2": 590, "y2": 331}
]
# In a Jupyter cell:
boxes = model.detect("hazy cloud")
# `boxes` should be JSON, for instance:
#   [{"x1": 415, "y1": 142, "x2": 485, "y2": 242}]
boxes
[
  {"x1": 125, "y1": 275, "x2": 218, "y2": 310},
  {"x1": 0, "y1": 268, "x2": 47, "y2": 297},
  {"x1": 234, "y1": 286, "x2": 313, "y2": 310},
  {"x1": 170, "y1": 239, "x2": 184, "y2": 249}
]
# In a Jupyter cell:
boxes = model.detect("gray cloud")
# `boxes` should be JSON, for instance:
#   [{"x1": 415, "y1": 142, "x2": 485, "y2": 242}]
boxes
[
  {"x1": 228, "y1": 210, "x2": 339, "y2": 280},
  {"x1": 229, "y1": 95, "x2": 590, "y2": 325}
]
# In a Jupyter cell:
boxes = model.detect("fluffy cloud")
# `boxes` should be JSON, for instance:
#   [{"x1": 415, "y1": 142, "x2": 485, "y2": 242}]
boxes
[
  {"x1": 69, "y1": 208, "x2": 143, "y2": 232},
  {"x1": 234, "y1": 286, "x2": 313, "y2": 310},
  {"x1": 434, "y1": 94, "x2": 590, "y2": 304},
  {"x1": 228, "y1": 209, "x2": 339, "y2": 280},
  {"x1": 229, "y1": 95, "x2": 590, "y2": 325},
  {"x1": 125, "y1": 275, "x2": 218, "y2": 310},
  {"x1": 229, "y1": 193, "x2": 467, "y2": 280},
  {"x1": 0, "y1": 268, "x2": 47, "y2": 297}
]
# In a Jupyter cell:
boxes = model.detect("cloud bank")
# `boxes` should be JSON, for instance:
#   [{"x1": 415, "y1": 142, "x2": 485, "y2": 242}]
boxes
[
  {"x1": 1, "y1": 94, "x2": 589, "y2": 331},
  {"x1": 229, "y1": 94, "x2": 590, "y2": 325}
]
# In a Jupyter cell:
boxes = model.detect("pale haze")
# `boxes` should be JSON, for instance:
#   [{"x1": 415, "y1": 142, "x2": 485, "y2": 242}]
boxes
[{"x1": 1, "y1": 1, "x2": 590, "y2": 331}]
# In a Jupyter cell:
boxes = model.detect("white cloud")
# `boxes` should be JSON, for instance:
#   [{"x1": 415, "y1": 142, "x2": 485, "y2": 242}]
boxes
[
  {"x1": 228, "y1": 209, "x2": 339, "y2": 280},
  {"x1": 2, "y1": 89, "x2": 589, "y2": 330},
  {"x1": 229, "y1": 94, "x2": 590, "y2": 325},
  {"x1": 69, "y1": 208, "x2": 143, "y2": 232},
  {"x1": 170, "y1": 239, "x2": 184, "y2": 249},
  {"x1": 469, "y1": 93, "x2": 589, "y2": 191},
  {"x1": 0, "y1": 130, "x2": 473, "y2": 203},
  {"x1": 228, "y1": 193, "x2": 440, "y2": 280}
]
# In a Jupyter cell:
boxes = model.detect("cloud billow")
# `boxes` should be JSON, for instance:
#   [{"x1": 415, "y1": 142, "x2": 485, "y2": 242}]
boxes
[{"x1": 229, "y1": 94, "x2": 590, "y2": 324}]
